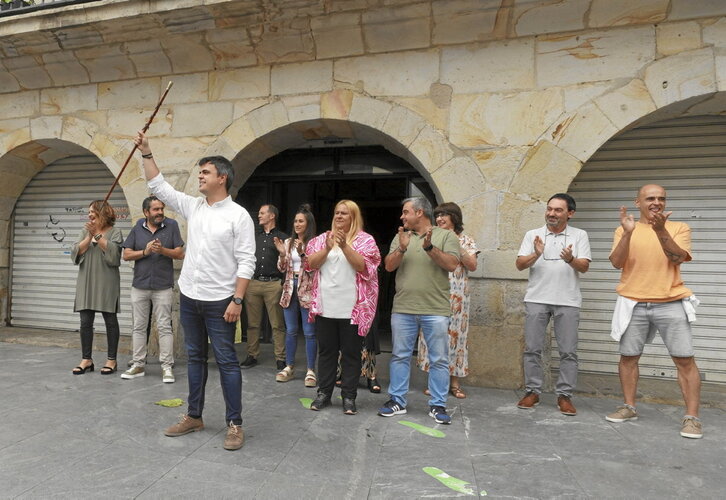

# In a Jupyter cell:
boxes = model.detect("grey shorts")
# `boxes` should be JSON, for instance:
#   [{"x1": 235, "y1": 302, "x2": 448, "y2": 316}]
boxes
[{"x1": 619, "y1": 300, "x2": 694, "y2": 357}]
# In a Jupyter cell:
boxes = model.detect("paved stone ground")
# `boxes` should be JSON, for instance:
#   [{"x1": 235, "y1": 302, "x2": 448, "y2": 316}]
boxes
[{"x1": 1, "y1": 341, "x2": 725, "y2": 499}]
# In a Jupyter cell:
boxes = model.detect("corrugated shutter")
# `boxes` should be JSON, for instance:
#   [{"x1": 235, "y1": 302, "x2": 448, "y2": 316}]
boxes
[
  {"x1": 11, "y1": 156, "x2": 133, "y2": 333},
  {"x1": 566, "y1": 115, "x2": 726, "y2": 384}
]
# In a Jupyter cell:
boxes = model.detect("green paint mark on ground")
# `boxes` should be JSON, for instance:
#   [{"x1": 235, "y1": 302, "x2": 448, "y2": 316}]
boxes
[
  {"x1": 423, "y1": 467, "x2": 478, "y2": 496},
  {"x1": 299, "y1": 397, "x2": 313, "y2": 409},
  {"x1": 399, "y1": 420, "x2": 446, "y2": 438},
  {"x1": 154, "y1": 398, "x2": 183, "y2": 408}
]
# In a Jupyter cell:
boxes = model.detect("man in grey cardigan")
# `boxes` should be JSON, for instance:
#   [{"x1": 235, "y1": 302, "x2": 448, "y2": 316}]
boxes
[{"x1": 134, "y1": 131, "x2": 256, "y2": 451}]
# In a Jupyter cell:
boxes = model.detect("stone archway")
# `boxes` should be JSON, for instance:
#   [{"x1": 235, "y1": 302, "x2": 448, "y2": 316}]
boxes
[
  {"x1": 0, "y1": 118, "x2": 137, "y2": 215},
  {"x1": 0, "y1": 118, "x2": 136, "y2": 323},
  {"x1": 500, "y1": 47, "x2": 724, "y2": 260},
  {"x1": 195, "y1": 89, "x2": 494, "y2": 251},
  {"x1": 510, "y1": 47, "x2": 722, "y2": 204}
]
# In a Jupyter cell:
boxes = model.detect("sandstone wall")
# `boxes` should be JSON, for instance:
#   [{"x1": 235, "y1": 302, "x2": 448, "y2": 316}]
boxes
[{"x1": 2, "y1": 0, "x2": 726, "y2": 388}]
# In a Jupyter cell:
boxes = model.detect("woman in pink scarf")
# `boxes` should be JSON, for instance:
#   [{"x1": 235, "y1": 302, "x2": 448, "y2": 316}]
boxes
[{"x1": 306, "y1": 200, "x2": 380, "y2": 415}]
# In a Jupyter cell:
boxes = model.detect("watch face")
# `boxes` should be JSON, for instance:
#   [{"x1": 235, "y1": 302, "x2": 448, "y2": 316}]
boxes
[{"x1": 233, "y1": 297, "x2": 243, "y2": 305}]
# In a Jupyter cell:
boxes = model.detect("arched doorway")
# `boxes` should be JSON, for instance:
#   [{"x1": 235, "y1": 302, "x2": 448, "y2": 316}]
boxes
[
  {"x1": 569, "y1": 114, "x2": 726, "y2": 385},
  {"x1": 236, "y1": 144, "x2": 438, "y2": 339},
  {"x1": 10, "y1": 154, "x2": 133, "y2": 333}
]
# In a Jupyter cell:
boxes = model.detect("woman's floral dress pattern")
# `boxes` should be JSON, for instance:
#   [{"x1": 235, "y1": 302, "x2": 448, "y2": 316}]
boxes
[{"x1": 417, "y1": 233, "x2": 479, "y2": 377}]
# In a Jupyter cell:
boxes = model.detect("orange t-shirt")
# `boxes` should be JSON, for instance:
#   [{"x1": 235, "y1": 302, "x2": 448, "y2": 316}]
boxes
[{"x1": 610, "y1": 220, "x2": 692, "y2": 302}]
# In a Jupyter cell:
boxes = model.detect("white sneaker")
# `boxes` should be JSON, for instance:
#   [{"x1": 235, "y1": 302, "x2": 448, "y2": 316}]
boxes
[
  {"x1": 121, "y1": 365, "x2": 145, "y2": 379},
  {"x1": 162, "y1": 367, "x2": 175, "y2": 383}
]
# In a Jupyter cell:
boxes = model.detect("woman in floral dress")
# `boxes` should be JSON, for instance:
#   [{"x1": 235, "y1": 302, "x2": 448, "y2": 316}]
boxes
[{"x1": 417, "y1": 202, "x2": 479, "y2": 398}]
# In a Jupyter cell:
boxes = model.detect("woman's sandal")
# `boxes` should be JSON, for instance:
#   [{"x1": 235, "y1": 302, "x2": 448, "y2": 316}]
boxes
[
  {"x1": 304, "y1": 370, "x2": 317, "y2": 388},
  {"x1": 367, "y1": 378, "x2": 381, "y2": 394},
  {"x1": 100, "y1": 361, "x2": 117, "y2": 375},
  {"x1": 450, "y1": 386, "x2": 467, "y2": 399},
  {"x1": 72, "y1": 362, "x2": 94, "y2": 375}
]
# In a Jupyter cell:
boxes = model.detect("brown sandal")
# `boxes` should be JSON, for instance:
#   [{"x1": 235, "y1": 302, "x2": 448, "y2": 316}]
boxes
[{"x1": 450, "y1": 386, "x2": 467, "y2": 399}]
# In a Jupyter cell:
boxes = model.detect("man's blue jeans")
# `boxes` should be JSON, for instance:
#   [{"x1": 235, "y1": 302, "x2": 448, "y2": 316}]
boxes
[
  {"x1": 388, "y1": 313, "x2": 450, "y2": 408},
  {"x1": 180, "y1": 293, "x2": 242, "y2": 425}
]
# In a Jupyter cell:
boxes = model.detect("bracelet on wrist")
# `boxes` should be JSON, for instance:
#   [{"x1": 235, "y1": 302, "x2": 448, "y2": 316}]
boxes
[{"x1": 141, "y1": 152, "x2": 153, "y2": 159}]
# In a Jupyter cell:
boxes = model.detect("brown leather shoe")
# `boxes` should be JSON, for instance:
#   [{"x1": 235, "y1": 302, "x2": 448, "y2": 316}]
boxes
[
  {"x1": 164, "y1": 414, "x2": 204, "y2": 437},
  {"x1": 224, "y1": 422, "x2": 245, "y2": 450},
  {"x1": 517, "y1": 392, "x2": 539, "y2": 409},
  {"x1": 557, "y1": 395, "x2": 577, "y2": 416}
]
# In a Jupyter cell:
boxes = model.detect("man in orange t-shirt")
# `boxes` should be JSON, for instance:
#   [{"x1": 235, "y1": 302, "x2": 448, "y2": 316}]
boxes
[{"x1": 605, "y1": 184, "x2": 702, "y2": 439}]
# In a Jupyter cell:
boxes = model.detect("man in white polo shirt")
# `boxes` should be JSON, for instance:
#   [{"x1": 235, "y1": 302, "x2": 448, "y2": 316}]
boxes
[{"x1": 515, "y1": 193, "x2": 591, "y2": 416}]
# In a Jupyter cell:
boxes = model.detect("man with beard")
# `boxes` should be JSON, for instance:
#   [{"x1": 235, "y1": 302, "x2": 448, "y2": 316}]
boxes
[
  {"x1": 121, "y1": 196, "x2": 185, "y2": 383},
  {"x1": 515, "y1": 193, "x2": 591, "y2": 416}
]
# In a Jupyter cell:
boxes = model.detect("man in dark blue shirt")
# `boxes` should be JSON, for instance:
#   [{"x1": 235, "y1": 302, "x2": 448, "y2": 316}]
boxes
[
  {"x1": 240, "y1": 204, "x2": 288, "y2": 371},
  {"x1": 121, "y1": 196, "x2": 185, "y2": 383}
]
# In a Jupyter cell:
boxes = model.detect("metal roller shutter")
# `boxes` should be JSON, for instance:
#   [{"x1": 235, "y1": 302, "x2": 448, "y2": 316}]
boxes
[
  {"x1": 566, "y1": 115, "x2": 726, "y2": 385},
  {"x1": 11, "y1": 156, "x2": 134, "y2": 333}
]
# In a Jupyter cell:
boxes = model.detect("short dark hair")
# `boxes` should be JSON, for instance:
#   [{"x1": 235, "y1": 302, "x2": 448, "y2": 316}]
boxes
[
  {"x1": 142, "y1": 195, "x2": 163, "y2": 213},
  {"x1": 548, "y1": 193, "x2": 576, "y2": 212},
  {"x1": 265, "y1": 204, "x2": 279, "y2": 221},
  {"x1": 198, "y1": 156, "x2": 234, "y2": 192},
  {"x1": 434, "y1": 202, "x2": 464, "y2": 234}
]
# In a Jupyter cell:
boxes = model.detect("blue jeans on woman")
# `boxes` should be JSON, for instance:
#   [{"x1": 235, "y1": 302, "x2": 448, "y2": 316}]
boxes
[
  {"x1": 180, "y1": 293, "x2": 242, "y2": 425},
  {"x1": 283, "y1": 278, "x2": 317, "y2": 369}
]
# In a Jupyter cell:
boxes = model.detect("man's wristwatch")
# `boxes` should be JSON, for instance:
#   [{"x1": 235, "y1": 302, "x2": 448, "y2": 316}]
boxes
[
  {"x1": 232, "y1": 297, "x2": 243, "y2": 305},
  {"x1": 93, "y1": 233, "x2": 103, "y2": 241},
  {"x1": 423, "y1": 244, "x2": 434, "y2": 252}
]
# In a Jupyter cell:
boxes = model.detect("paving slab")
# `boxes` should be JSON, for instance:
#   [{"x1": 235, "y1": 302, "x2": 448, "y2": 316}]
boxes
[{"x1": 1, "y1": 341, "x2": 725, "y2": 499}]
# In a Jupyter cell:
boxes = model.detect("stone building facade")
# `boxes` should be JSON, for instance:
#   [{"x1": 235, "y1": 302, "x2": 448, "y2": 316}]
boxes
[{"x1": 2, "y1": 0, "x2": 726, "y2": 388}]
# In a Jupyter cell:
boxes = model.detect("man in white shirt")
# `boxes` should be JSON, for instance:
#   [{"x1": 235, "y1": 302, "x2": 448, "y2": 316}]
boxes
[
  {"x1": 515, "y1": 193, "x2": 591, "y2": 416},
  {"x1": 135, "y1": 131, "x2": 256, "y2": 451}
]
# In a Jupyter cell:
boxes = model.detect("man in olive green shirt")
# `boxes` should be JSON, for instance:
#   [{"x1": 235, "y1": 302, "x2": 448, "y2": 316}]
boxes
[{"x1": 378, "y1": 197, "x2": 460, "y2": 424}]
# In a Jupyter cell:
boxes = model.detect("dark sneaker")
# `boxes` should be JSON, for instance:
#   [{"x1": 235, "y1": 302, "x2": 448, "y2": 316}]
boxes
[
  {"x1": 557, "y1": 395, "x2": 577, "y2": 416},
  {"x1": 429, "y1": 405, "x2": 451, "y2": 425},
  {"x1": 378, "y1": 399, "x2": 406, "y2": 417},
  {"x1": 239, "y1": 356, "x2": 257, "y2": 369},
  {"x1": 680, "y1": 417, "x2": 703, "y2": 439},
  {"x1": 223, "y1": 422, "x2": 245, "y2": 450},
  {"x1": 310, "y1": 392, "x2": 331, "y2": 411},
  {"x1": 276, "y1": 360, "x2": 286, "y2": 371},
  {"x1": 164, "y1": 414, "x2": 204, "y2": 437},
  {"x1": 342, "y1": 398, "x2": 357, "y2": 415},
  {"x1": 517, "y1": 391, "x2": 540, "y2": 409}
]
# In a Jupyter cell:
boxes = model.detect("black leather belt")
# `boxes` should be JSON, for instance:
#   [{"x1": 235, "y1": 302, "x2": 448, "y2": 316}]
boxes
[{"x1": 255, "y1": 276, "x2": 277, "y2": 282}]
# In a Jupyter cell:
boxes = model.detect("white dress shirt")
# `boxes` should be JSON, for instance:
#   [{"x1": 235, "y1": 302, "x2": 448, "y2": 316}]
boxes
[{"x1": 148, "y1": 173, "x2": 256, "y2": 301}]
